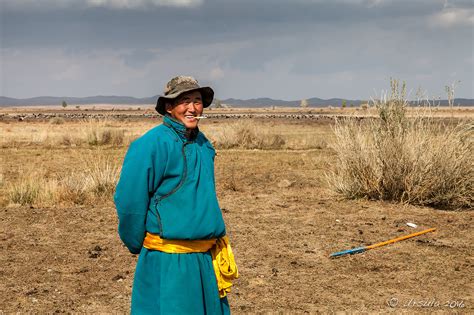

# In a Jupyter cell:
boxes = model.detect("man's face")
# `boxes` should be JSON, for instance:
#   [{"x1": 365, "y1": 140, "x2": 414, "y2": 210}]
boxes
[{"x1": 166, "y1": 90, "x2": 203, "y2": 129}]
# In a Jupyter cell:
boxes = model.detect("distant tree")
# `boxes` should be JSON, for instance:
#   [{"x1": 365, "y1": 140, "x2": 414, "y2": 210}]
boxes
[
  {"x1": 341, "y1": 100, "x2": 347, "y2": 109},
  {"x1": 300, "y1": 99, "x2": 308, "y2": 108},
  {"x1": 61, "y1": 100, "x2": 67, "y2": 108},
  {"x1": 213, "y1": 98, "x2": 223, "y2": 108},
  {"x1": 415, "y1": 86, "x2": 425, "y2": 105},
  {"x1": 75, "y1": 105, "x2": 80, "y2": 109},
  {"x1": 445, "y1": 80, "x2": 461, "y2": 112}
]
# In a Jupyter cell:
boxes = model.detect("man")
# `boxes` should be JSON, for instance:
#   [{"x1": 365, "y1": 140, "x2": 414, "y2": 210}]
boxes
[{"x1": 114, "y1": 76, "x2": 238, "y2": 314}]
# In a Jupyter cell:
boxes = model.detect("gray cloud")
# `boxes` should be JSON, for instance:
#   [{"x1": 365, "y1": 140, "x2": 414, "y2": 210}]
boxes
[
  {"x1": 1, "y1": 0, "x2": 203, "y2": 10},
  {"x1": 1, "y1": 0, "x2": 473, "y2": 99}
]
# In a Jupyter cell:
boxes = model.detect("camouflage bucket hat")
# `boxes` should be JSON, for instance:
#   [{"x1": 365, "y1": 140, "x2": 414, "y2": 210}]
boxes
[{"x1": 156, "y1": 76, "x2": 214, "y2": 115}]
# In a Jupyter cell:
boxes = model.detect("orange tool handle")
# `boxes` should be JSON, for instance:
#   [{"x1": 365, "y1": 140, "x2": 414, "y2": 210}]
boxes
[{"x1": 365, "y1": 228, "x2": 436, "y2": 250}]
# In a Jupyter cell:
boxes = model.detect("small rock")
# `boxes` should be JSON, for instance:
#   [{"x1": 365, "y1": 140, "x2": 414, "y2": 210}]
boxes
[
  {"x1": 277, "y1": 179, "x2": 292, "y2": 188},
  {"x1": 112, "y1": 274, "x2": 125, "y2": 281},
  {"x1": 88, "y1": 252, "x2": 100, "y2": 259},
  {"x1": 88, "y1": 245, "x2": 103, "y2": 258},
  {"x1": 26, "y1": 288, "x2": 38, "y2": 296}
]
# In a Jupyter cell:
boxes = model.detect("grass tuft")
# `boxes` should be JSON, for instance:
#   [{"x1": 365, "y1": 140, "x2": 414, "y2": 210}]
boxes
[
  {"x1": 326, "y1": 80, "x2": 473, "y2": 209},
  {"x1": 211, "y1": 120, "x2": 286, "y2": 150},
  {"x1": 6, "y1": 150, "x2": 120, "y2": 207}
]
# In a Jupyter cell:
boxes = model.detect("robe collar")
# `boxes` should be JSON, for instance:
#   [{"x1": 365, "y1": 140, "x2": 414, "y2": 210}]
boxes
[{"x1": 163, "y1": 115, "x2": 199, "y2": 142}]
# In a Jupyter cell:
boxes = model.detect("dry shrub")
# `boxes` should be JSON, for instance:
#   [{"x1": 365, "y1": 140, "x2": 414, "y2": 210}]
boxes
[
  {"x1": 284, "y1": 137, "x2": 328, "y2": 150},
  {"x1": 58, "y1": 151, "x2": 120, "y2": 203},
  {"x1": 211, "y1": 120, "x2": 285, "y2": 149},
  {"x1": 6, "y1": 150, "x2": 120, "y2": 206},
  {"x1": 58, "y1": 174, "x2": 89, "y2": 204},
  {"x1": 7, "y1": 171, "x2": 61, "y2": 206},
  {"x1": 49, "y1": 117, "x2": 65, "y2": 125},
  {"x1": 327, "y1": 80, "x2": 473, "y2": 209},
  {"x1": 8, "y1": 175, "x2": 42, "y2": 205},
  {"x1": 82, "y1": 151, "x2": 120, "y2": 198},
  {"x1": 85, "y1": 119, "x2": 125, "y2": 146}
]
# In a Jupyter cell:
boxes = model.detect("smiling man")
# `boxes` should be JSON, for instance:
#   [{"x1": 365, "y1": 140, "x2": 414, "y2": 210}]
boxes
[
  {"x1": 166, "y1": 89, "x2": 203, "y2": 128},
  {"x1": 114, "y1": 75, "x2": 238, "y2": 314}
]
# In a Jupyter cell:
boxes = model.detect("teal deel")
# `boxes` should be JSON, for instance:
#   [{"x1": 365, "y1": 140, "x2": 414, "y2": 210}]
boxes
[{"x1": 114, "y1": 115, "x2": 229, "y2": 314}]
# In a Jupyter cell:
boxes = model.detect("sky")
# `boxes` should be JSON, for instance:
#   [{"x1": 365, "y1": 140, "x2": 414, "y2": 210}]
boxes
[{"x1": 1, "y1": 0, "x2": 473, "y2": 100}]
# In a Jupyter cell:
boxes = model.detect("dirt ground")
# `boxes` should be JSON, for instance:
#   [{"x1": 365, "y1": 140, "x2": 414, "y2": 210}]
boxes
[{"x1": 1, "y1": 113, "x2": 473, "y2": 313}]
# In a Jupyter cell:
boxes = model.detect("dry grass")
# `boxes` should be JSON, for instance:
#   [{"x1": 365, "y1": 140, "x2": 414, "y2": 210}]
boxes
[
  {"x1": 49, "y1": 117, "x2": 65, "y2": 125},
  {"x1": 5, "y1": 150, "x2": 120, "y2": 207},
  {"x1": 1, "y1": 118, "x2": 332, "y2": 207},
  {"x1": 203, "y1": 120, "x2": 330, "y2": 150},
  {"x1": 1, "y1": 117, "x2": 331, "y2": 150},
  {"x1": 210, "y1": 120, "x2": 285, "y2": 150},
  {"x1": 327, "y1": 80, "x2": 473, "y2": 209},
  {"x1": 85, "y1": 119, "x2": 126, "y2": 146},
  {"x1": 7, "y1": 168, "x2": 61, "y2": 206},
  {"x1": 0, "y1": 118, "x2": 141, "y2": 148},
  {"x1": 2, "y1": 104, "x2": 472, "y2": 209}
]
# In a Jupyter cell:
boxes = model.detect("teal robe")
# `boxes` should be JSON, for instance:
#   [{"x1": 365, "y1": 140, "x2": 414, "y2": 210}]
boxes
[{"x1": 114, "y1": 115, "x2": 230, "y2": 314}]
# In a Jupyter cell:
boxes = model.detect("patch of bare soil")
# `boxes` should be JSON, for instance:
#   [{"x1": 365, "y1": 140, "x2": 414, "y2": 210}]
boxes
[{"x1": 1, "y1": 148, "x2": 472, "y2": 313}]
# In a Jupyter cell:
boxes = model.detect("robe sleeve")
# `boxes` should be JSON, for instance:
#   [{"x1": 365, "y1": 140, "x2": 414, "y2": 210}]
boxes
[{"x1": 114, "y1": 137, "x2": 165, "y2": 254}]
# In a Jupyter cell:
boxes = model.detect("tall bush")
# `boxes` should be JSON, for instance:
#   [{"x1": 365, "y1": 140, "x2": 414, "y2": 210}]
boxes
[{"x1": 327, "y1": 80, "x2": 473, "y2": 209}]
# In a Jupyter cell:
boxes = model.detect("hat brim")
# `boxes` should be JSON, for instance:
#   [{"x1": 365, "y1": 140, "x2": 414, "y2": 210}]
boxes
[{"x1": 155, "y1": 86, "x2": 214, "y2": 116}]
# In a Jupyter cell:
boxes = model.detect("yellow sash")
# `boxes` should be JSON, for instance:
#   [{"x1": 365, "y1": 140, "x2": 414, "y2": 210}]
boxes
[{"x1": 143, "y1": 232, "x2": 239, "y2": 298}]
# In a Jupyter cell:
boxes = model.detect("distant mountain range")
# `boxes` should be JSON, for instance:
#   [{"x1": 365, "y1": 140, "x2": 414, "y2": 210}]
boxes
[{"x1": 0, "y1": 95, "x2": 472, "y2": 107}]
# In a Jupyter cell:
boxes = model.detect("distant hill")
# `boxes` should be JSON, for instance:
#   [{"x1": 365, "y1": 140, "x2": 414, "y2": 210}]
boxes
[
  {"x1": 0, "y1": 95, "x2": 158, "y2": 106},
  {"x1": 221, "y1": 97, "x2": 366, "y2": 107},
  {"x1": 0, "y1": 95, "x2": 472, "y2": 107}
]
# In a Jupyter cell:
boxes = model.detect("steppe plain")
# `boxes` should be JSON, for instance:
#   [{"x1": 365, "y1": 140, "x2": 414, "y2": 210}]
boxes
[{"x1": 1, "y1": 105, "x2": 473, "y2": 313}]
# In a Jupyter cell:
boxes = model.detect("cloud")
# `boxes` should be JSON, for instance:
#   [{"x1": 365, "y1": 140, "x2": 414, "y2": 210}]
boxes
[
  {"x1": 85, "y1": 0, "x2": 203, "y2": 9},
  {"x1": 1, "y1": 0, "x2": 203, "y2": 10},
  {"x1": 209, "y1": 67, "x2": 225, "y2": 80},
  {"x1": 1, "y1": 0, "x2": 473, "y2": 99},
  {"x1": 1, "y1": 48, "x2": 150, "y2": 97},
  {"x1": 430, "y1": 7, "x2": 474, "y2": 27}
]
